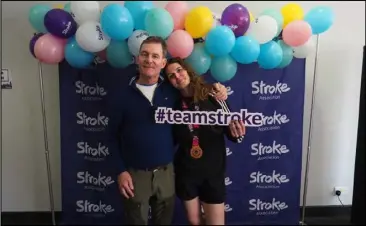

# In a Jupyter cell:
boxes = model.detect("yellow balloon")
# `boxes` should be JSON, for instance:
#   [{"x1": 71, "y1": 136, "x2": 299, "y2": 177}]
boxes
[
  {"x1": 185, "y1": 6, "x2": 214, "y2": 39},
  {"x1": 281, "y1": 3, "x2": 304, "y2": 27},
  {"x1": 249, "y1": 12, "x2": 255, "y2": 22},
  {"x1": 53, "y1": 3, "x2": 64, "y2": 9}
]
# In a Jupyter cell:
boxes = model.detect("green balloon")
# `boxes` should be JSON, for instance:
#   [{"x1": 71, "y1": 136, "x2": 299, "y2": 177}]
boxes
[
  {"x1": 63, "y1": 2, "x2": 71, "y2": 13},
  {"x1": 144, "y1": 8, "x2": 174, "y2": 40},
  {"x1": 277, "y1": 40, "x2": 293, "y2": 68},
  {"x1": 28, "y1": 4, "x2": 51, "y2": 33},
  {"x1": 107, "y1": 40, "x2": 133, "y2": 68},
  {"x1": 260, "y1": 9, "x2": 284, "y2": 36}
]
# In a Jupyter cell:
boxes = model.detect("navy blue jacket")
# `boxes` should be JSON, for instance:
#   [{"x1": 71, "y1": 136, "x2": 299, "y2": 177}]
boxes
[{"x1": 107, "y1": 74, "x2": 179, "y2": 175}]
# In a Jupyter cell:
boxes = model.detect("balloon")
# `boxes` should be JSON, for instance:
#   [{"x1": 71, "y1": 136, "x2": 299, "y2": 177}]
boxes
[
  {"x1": 34, "y1": 33, "x2": 65, "y2": 64},
  {"x1": 221, "y1": 3, "x2": 250, "y2": 37},
  {"x1": 145, "y1": 8, "x2": 174, "y2": 39},
  {"x1": 75, "y1": 21, "x2": 111, "y2": 52},
  {"x1": 165, "y1": 1, "x2": 189, "y2": 30},
  {"x1": 281, "y1": 3, "x2": 304, "y2": 27},
  {"x1": 304, "y1": 6, "x2": 334, "y2": 34},
  {"x1": 124, "y1": 1, "x2": 154, "y2": 30},
  {"x1": 205, "y1": 26, "x2": 235, "y2": 57},
  {"x1": 128, "y1": 30, "x2": 149, "y2": 57},
  {"x1": 64, "y1": 2, "x2": 71, "y2": 13},
  {"x1": 260, "y1": 9, "x2": 284, "y2": 36},
  {"x1": 100, "y1": 4, "x2": 134, "y2": 40},
  {"x1": 54, "y1": 4, "x2": 64, "y2": 9},
  {"x1": 167, "y1": 30, "x2": 194, "y2": 59},
  {"x1": 249, "y1": 12, "x2": 255, "y2": 22},
  {"x1": 29, "y1": 33, "x2": 44, "y2": 57},
  {"x1": 245, "y1": 15, "x2": 278, "y2": 44},
  {"x1": 28, "y1": 4, "x2": 52, "y2": 33},
  {"x1": 185, "y1": 43, "x2": 212, "y2": 75},
  {"x1": 96, "y1": 49, "x2": 107, "y2": 61},
  {"x1": 185, "y1": 6, "x2": 214, "y2": 38},
  {"x1": 282, "y1": 20, "x2": 312, "y2": 47},
  {"x1": 106, "y1": 40, "x2": 133, "y2": 68},
  {"x1": 210, "y1": 55, "x2": 237, "y2": 82},
  {"x1": 65, "y1": 37, "x2": 95, "y2": 68},
  {"x1": 44, "y1": 9, "x2": 77, "y2": 38},
  {"x1": 257, "y1": 41, "x2": 283, "y2": 69},
  {"x1": 277, "y1": 40, "x2": 293, "y2": 68},
  {"x1": 70, "y1": 1, "x2": 100, "y2": 25},
  {"x1": 230, "y1": 36, "x2": 260, "y2": 64},
  {"x1": 293, "y1": 38, "x2": 315, "y2": 58}
]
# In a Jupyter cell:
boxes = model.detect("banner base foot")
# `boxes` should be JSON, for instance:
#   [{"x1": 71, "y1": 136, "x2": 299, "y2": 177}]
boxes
[{"x1": 300, "y1": 221, "x2": 307, "y2": 225}]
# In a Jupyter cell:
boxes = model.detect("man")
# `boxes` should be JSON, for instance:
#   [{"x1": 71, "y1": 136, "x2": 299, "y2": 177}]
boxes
[{"x1": 108, "y1": 36, "x2": 230, "y2": 225}]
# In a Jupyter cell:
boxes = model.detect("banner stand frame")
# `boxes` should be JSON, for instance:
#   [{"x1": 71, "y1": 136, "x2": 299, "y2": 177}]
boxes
[
  {"x1": 38, "y1": 61, "x2": 56, "y2": 226},
  {"x1": 300, "y1": 35, "x2": 320, "y2": 226}
]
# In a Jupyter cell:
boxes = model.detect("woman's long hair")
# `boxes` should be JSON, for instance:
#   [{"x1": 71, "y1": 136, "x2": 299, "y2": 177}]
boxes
[{"x1": 164, "y1": 57, "x2": 213, "y2": 103}]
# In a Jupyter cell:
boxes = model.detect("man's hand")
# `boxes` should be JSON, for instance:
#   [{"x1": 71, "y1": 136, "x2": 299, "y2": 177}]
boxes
[
  {"x1": 117, "y1": 171, "x2": 134, "y2": 199},
  {"x1": 210, "y1": 82, "x2": 228, "y2": 101},
  {"x1": 229, "y1": 120, "x2": 245, "y2": 138}
]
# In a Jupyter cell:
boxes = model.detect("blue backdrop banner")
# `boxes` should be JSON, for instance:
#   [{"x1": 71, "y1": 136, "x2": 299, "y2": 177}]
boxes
[{"x1": 59, "y1": 58, "x2": 305, "y2": 225}]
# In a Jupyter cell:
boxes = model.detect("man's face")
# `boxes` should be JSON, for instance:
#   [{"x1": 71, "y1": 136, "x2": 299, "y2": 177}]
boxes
[{"x1": 137, "y1": 43, "x2": 167, "y2": 78}]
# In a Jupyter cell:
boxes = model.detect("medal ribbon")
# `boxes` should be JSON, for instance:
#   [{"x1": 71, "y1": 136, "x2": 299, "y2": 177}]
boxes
[{"x1": 182, "y1": 99, "x2": 202, "y2": 158}]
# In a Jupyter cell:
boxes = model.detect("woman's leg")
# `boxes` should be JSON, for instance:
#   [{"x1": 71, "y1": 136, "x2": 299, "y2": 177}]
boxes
[
  {"x1": 201, "y1": 202, "x2": 225, "y2": 225},
  {"x1": 183, "y1": 197, "x2": 202, "y2": 225}
]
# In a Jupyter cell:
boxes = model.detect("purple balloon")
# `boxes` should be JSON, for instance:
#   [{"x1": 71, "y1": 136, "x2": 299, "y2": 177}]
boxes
[
  {"x1": 221, "y1": 3, "x2": 250, "y2": 37},
  {"x1": 29, "y1": 33, "x2": 44, "y2": 57},
  {"x1": 44, "y1": 9, "x2": 77, "y2": 38}
]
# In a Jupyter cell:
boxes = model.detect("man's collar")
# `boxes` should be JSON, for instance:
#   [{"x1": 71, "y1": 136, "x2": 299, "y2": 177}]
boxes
[{"x1": 129, "y1": 75, "x2": 165, "y2": 86}]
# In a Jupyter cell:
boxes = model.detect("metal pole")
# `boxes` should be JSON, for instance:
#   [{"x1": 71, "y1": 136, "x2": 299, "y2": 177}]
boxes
[
  {"x1": 37, "y1": 61, "x2": 56, "y2": 226},
  {"x1": 300, "y1": 35, "x2": 320, "y2": 225}
]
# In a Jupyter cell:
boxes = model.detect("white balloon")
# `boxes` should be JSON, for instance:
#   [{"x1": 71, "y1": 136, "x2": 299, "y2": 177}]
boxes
[
  {"x1": 71, "y1": 1, "x2": 100, "y2": 25},
  {"x1": 293, "y1": 37, "x2": 315, "y2": 58},
  {"x1": 128, "y1": 30, "x2": 149, "y2": 57},
  {"x1": 76, "y1": 22, "x2": 111, "y2": 52},
  {"x1": 246, "y1": 15, "x2": 278, "y2": 44}
]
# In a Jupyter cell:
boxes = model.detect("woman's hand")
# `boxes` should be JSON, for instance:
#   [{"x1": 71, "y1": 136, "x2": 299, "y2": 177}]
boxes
[
  {"x1": 210, "y1": 83, "x2": 228, "y2": 101},
  {"x1": 229, "y1": 120, "x2": 246, "y2": 138}
]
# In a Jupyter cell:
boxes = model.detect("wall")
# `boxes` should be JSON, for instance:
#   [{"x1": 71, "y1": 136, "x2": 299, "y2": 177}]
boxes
[{"x1": 1, "y1": 1, "x2": 365, "y2": 212}]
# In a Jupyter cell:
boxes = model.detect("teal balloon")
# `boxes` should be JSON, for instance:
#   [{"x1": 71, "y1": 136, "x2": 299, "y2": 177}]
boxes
[
  {"x1": 145, "y1": 8, "x2": 174, "y2": 39},
  {"x1": 260, "y1": 9, "x2": 284, "y2": 36},
  {"x1": 210, "y1": 55, "x2": 237, "y2": 82},
  {"x1": 304, "y1": 6, "x2": 334, "y2": 34},
  {"x1": 124, "y1": 1, "x2": 154, "y2": 30},
  {"x1": 28, "y1": 4, "x2": 52, "y2": 33},
  {"x1": 106, "y1": 40, "x2": 133, "y2": 68},
  {"x1": 185, "y1": 43, "x2": 212, "y2": 75},
  {"x1": 64, "y1": 2, "x2": 71, "y2": 13},
  {"x1": 230, "y1": 36, "x2": 260, "y2": 64},
  {"x1": 257, "y1": 41, "x2": 283, "y2": 69},
  {"x1": 101, "y1": 4, "x2": 134, "y2": 40},
  {"x1": 277, "y1": 40, "x2": 293, "y2": 68},
  {"x1": 65, "y1": 37, "x2": 95, "y2": 69},
  {"x1": 205, "y1": 25, "x2": 235, "y2": 57}
]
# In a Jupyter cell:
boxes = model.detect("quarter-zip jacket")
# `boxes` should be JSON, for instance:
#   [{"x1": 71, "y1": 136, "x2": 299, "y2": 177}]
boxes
[{"x1": 107, "y1": 75, "x2": 179, "y2": 175}]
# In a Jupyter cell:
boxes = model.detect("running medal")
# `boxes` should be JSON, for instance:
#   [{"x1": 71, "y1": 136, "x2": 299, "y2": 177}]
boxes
[{"x1": 190, "y1": 136, "x2": 203, "y2": 159}]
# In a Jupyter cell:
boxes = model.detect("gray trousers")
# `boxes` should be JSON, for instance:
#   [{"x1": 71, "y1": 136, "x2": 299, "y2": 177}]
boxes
[{"x1": 121, "y1": 163, "x2": 175, "y2": 225}]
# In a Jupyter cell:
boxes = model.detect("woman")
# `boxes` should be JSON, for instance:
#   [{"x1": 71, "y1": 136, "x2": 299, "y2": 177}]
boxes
[{"x1": 164, "y1": 57, "x2": 246, "y2": 225}]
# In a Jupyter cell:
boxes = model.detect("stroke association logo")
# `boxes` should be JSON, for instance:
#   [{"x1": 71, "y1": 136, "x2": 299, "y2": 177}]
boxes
[
  {"x1": 249, "y1": 170, "x2": 290, "y2": 189},
  {"x1": 76, "y1": 200, "x2": 114, "y2": 217},
  {"x1": 249, "y1": 198, "x2": 288, "y2": 216},
  {"x1": 252, "y1": 80, "x2": 291, "y2": 101},
  {"x1": 257, "y1": 110, "x2": 290, "y2": 132},
  {"x1": 77, "y1": 142, "x2": 110, "y2": 162},
  {"x1": 76, "y1": 112, "x2": 109, "y2": 132},
  {"x1": 251, "y1": 140, "x2": 290, "y2": 161},
  {"x1": 77, "y1": 171, "x2": 115, "y2": 192},
  {"x1": 75, "y1": 80, "x2": 107, "y2": 101}
]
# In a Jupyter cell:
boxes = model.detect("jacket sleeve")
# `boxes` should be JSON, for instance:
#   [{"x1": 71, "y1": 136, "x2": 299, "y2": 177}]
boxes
[{"x1": 106, "y1": 91, "x2": 126, "y2": 176}]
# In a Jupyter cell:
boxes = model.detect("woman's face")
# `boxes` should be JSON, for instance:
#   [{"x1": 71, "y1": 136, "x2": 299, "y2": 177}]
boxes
[{"x1": 165, "y1": 63, "x2": 190, "y2": 90}]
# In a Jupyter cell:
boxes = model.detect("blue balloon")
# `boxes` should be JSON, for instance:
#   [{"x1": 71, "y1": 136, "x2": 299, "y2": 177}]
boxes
[
  {"x1": 260, "y1": 9, "x2": 284, "y2": 36},
  {"x1": 145, "y1": 8, "x2": 174, "y2": 39},
  {"x1": 28, "y1": 4, "x2": 52, "y2": 33},
  {"x1": 205, "y1": 26, "x2": 236, "y2": 57},
  {"x1": 101, "y1": 4, "x2": 134, "y2": 40},
  {"x1": 230, "y1": 36, "x2": 260, "y2": 64},
  {"x1": 304, "y1": 6, "x2": 334, "y2": 34},
  {"x1": 106, "y1": 40, "x2": 133, "y2": 68},
  {"x1": 257, "y1": 41, "x2": 283, "y2": 69},
  {"x1": 185, "y1": 43, "x2": 212, "y2": 75},
  {"x1": 277, "y1": 40, "x2": 293, "y2": 68},
  {"x1": 210, "y1": 55, "x2": 237, "y2": 82},
  {"x1": 124, "y1": 1, "x2": 154, "y2": 30},
  {"x1": 65, "y1": 38, "x2": 95, "y2": 68}
]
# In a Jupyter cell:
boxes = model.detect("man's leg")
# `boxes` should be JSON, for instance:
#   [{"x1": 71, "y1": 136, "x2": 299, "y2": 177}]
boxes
[
  {"x1": 150, "y1": 163, "x2": 176, "y2": 225},
  {"x1": 121, "y1": 169, "x2": 153, "y2": 225}
]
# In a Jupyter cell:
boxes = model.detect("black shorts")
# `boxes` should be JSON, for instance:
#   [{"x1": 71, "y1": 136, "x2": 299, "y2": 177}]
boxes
[{"x1": 175, "y1": 174, "x2": 225, "y2": 204}]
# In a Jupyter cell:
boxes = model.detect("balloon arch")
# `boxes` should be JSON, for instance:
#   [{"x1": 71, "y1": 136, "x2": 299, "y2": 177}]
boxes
[{"x1": 28, "y1": 1, "x2": 334, "y2": 82}]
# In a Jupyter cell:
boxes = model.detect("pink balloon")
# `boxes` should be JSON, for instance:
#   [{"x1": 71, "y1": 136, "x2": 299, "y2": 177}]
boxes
[
  {"x1": 97, "y1": 49, "x2": 107, "y2": 60},
  {"x1": 167, "y1": 30, "x2": 194, "y2": 59},
  {"x1": 282, "y1": 20, "x2": 312, "y2": 47},
  {"x1": 34, "y1": 33, "x2": 65, "y2": 64},
  {"x1": 165, "y1": 1, "x2": 189, "y2": 30}
]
